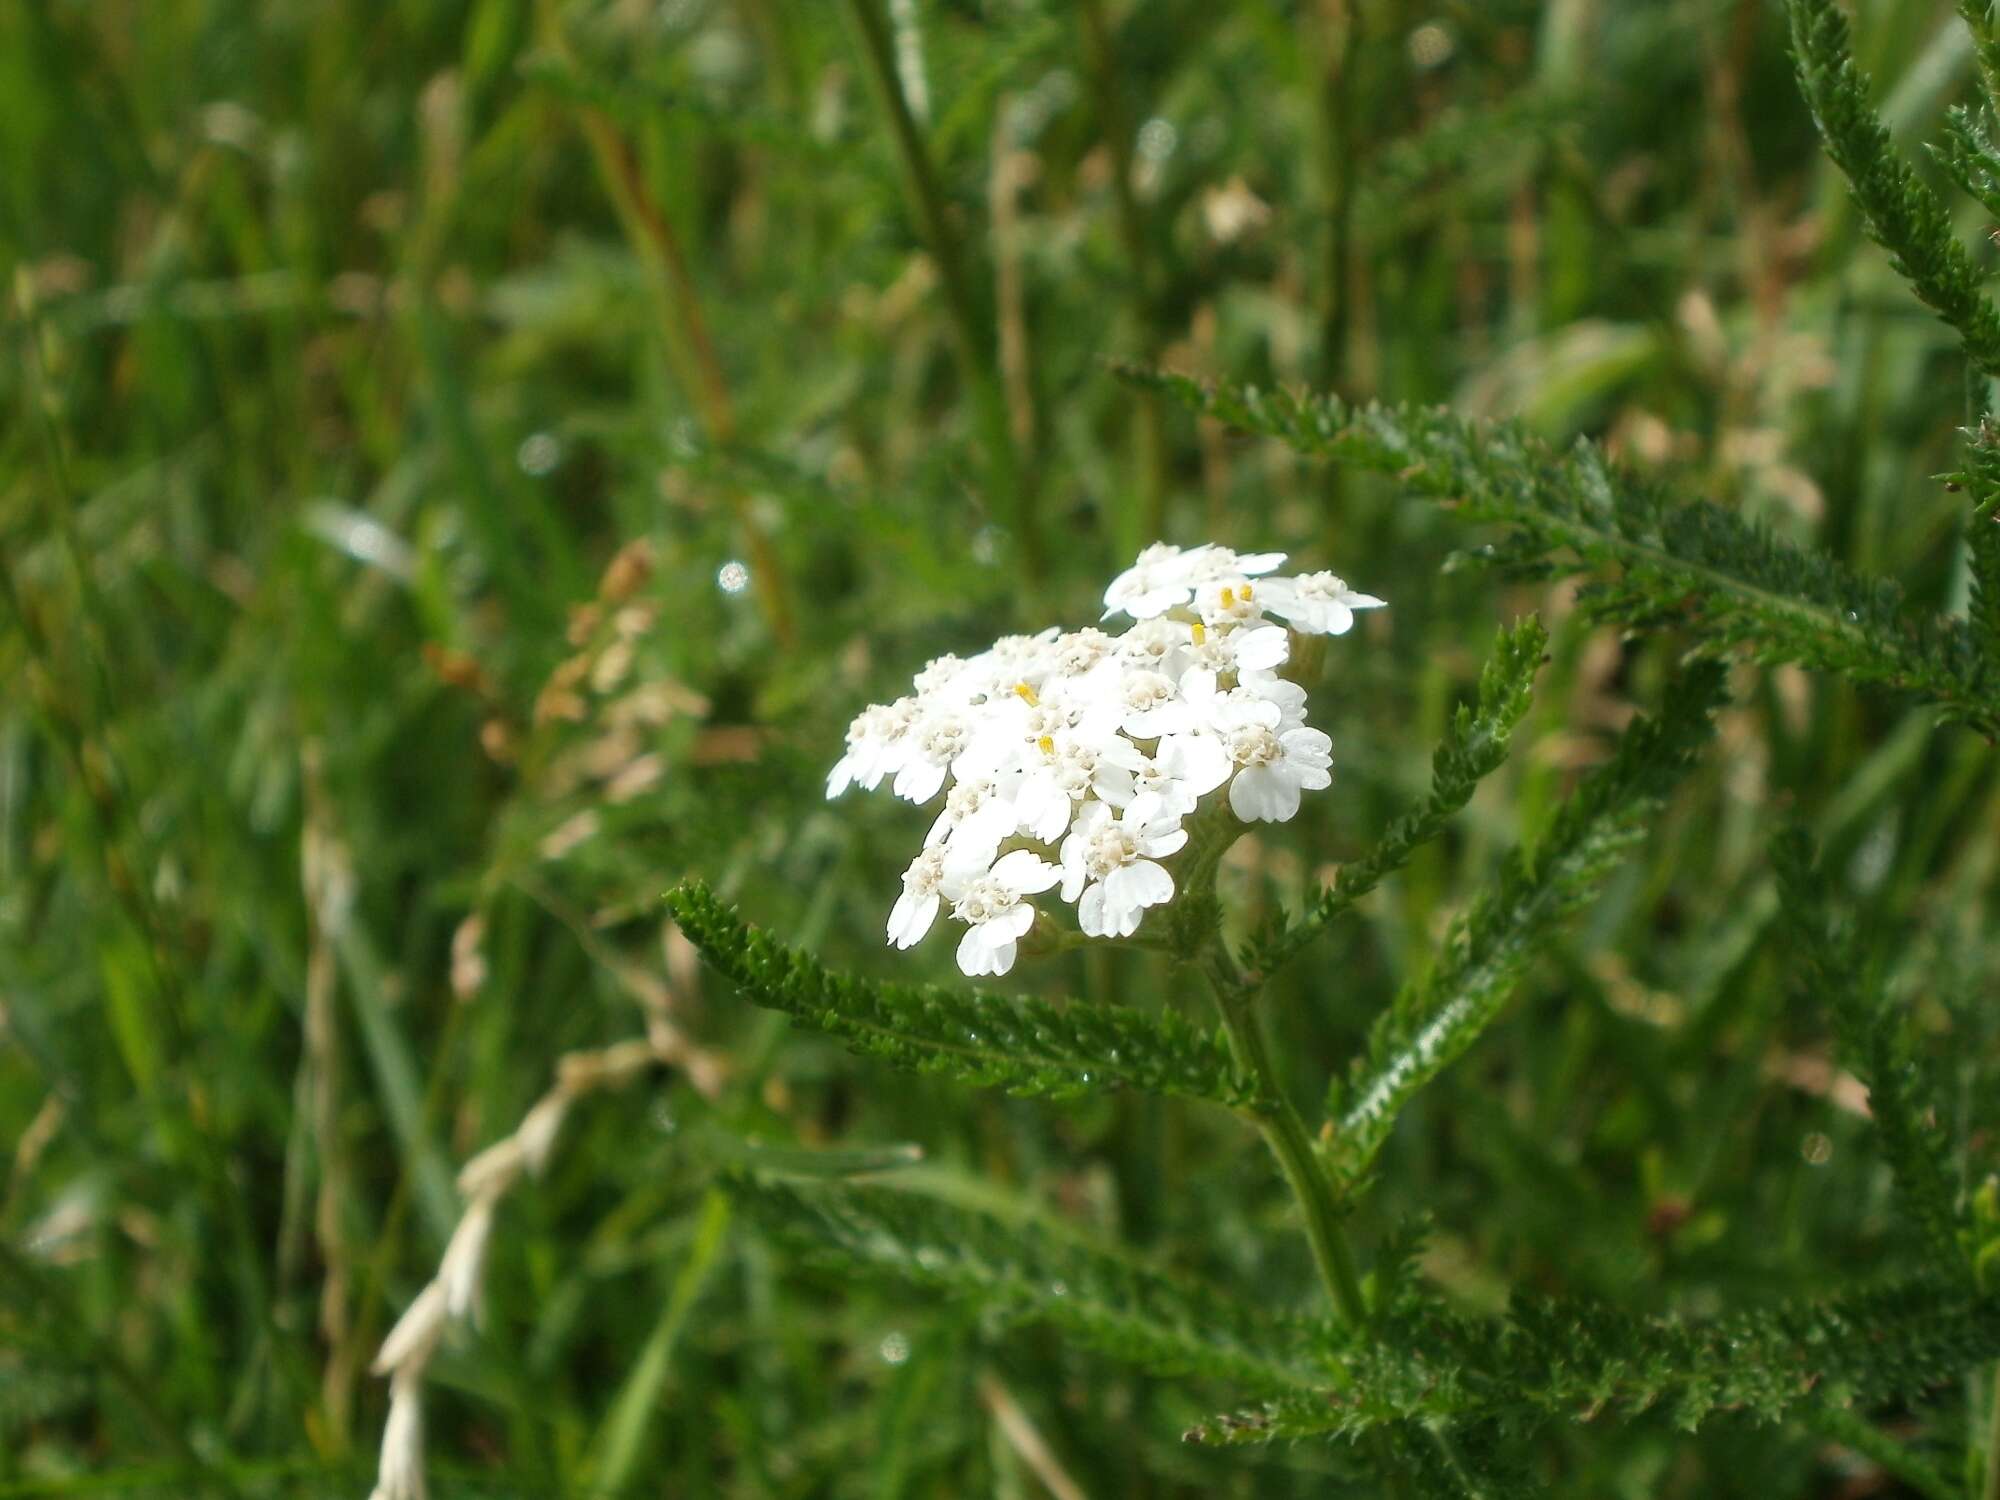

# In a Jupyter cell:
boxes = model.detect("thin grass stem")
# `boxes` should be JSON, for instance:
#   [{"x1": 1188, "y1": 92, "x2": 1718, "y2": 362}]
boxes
[{"x1": 841, "y1": 0, "x2": 1040, "y2": 580}]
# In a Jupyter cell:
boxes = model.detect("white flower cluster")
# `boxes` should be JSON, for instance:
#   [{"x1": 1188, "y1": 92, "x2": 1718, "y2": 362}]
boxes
[{"x1": 828, "y1": 544, "x2": 1383, "y2": 978}]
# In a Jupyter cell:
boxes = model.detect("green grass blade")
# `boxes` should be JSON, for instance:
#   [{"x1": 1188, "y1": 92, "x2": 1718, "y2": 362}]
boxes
[
  {"x1": 1245, "y1": 616, "x2": 1546, "y2": 981},
  {"x1": 1325, "y1": 664, "x2": 1723, "y2": 1189},
  {"x1": 584, "y1": 1187, "x2": 733, "y2": 1494}
]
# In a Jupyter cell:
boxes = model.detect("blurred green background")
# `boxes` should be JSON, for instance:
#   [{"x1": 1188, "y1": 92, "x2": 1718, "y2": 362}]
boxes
[{"x1": 4, "y1": 0, "x2": 1998, "y2": 1494}]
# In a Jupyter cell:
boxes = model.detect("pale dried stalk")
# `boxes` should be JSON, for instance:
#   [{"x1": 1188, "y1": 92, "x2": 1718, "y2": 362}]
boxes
[
  {"x1": 364, "y1": 1019, "x2": 724, "y2": 1500},
  {"x1": 978, "y1": 1370, "x2": 1089, "y2": 1500},
  {"x1": 301, "y1": 743, "x2": 361, "y2": 1443},
  {"x1": 989, "y1": 105, "x2": 1036, "y2": 451}
]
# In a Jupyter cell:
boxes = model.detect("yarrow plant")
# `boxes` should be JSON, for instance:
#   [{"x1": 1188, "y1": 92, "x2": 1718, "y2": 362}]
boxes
[
  {"x1": 826, "y1": 543, "x2": 1382, "y2": 976},
  {"x1": 336, "y1": 4, "x2": 2000, "y2": 1493}
]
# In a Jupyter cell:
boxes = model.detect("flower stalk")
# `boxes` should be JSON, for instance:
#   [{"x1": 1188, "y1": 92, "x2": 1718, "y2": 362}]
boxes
[{"x1": 1176, "y1": 835, "x2": 1368, "y2": 1330}]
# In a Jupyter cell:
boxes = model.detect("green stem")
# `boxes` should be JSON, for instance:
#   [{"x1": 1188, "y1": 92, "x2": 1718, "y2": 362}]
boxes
[
  {"x1": 1307, "y1": 0, "x2": 1362, "y2": 391},
  {"x1": 1201, "y1": 942, "x2": 1368, "y2": 1328},
  {"x1": 1078, "y1": 0, "x2": 1167, "y2": 552},
  {"x1": 840, "y1": 0, "x2": 1039, "y2": 578},
  {"x1": 0, "y1": 1238, "x2": 222, "y2": 1488},
  {"x1": 1983, "y1": 1363, "x2": 2000, "y2": 1500}
]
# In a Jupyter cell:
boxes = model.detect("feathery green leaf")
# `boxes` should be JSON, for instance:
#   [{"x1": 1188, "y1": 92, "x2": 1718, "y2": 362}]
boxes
[
  {"x1": 1381, "y1": 1421, "x2": 1549, "y2": 1500},
  {"x1": 735, "y1": 1177, "x2": 1331, "y2": 1392},
  {"x1": 666, "y1": 880, "x2": 1259, "y2": 1106},
  {"x1": 1186, "y1": 1272, "x2": 2000, "y2": 1445},
  {"x1": 1245, "y1": 616, "x2": 1546, "y2": 980},
  {"x1": 1121, "y1": 368, "x2": 2000, "y2": 735},
  {"x1": 1933, "y1": 104, "x2": 2000, "y2": 224},
  {"x1": 1772, "y1": 832, "x2": 1965, "y2": 1268},
  {"x1": 1960, "y1": 416, "x2": 2000, "y2": 667},
  {"x1": 1324, "y1": 664, "x2": 1724, "y2": 1189},
  {"x1": 1795, "y1": 1404, "x2": 1959, "y2": 1500},
  {"x1": 1786, "y1": 0, "x2": 2000, "y2": 376}
]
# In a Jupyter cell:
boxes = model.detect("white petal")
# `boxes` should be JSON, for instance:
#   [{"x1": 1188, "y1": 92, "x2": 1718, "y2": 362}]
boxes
[
  {"x1": 1229, "y1": 765, "x2": 1302, "y2": 823},
  {"x1": 1281, "y1": 726, "x2": 1333, "y2": 762},
  {"x1": 948, "y1": 812, "x2": 1009, "y2": 867},
  {"x1": 1061, "y1": 860, "x2": 1088, "y2": 903},
  {"x1": 1253, "y1": 677, "x2": 1309, "y2": 718},
  {"x1": 893, "y1": 759, "x2": 948, "y2": 804},
  {"x1": 1232, "y1": 625, "x2": 1290, "y2": 671},
  {"x1": 887, "y1": 889, "x2": 938, "y2": 948},
  {"x1": 1014, "y1": 780, "x2": 1067, "y2": 842},
  {"x1": 1177, "y1": 666, "x2": 1218, "y2": 706},
  {"x1": 826, "y1": 756, "x2": 857, "y2": 799},
  {"x1": 991, "y1": 850, "x2": 1061, "y2": 893},
  {"x1": 1100, "y1": 739, "x2": 1147, "y2": 774},
  {"x1": 1090, "y1": 765, "x2": 1136, "y2": 805},
  {"x1": 1123, "y1": 703, "x2": 1190, "y2": 738},
  {"x1": 956, "y1": 926, "x2": 999, "y2": 976},
  {"x1": 1078, "y1": 885, "x2": 1109, "y2": 937},
  {"x1": 1140, "y1": 826, "x2": 1188, "y2": 857},
  {"x1": 1164, "y1": 733, "x2": 1232, "y2": 794},
  {"x1": 1107, "y1": 859, "x2": 1174, "y2": 912},
  {"x1": 1293, "y1": 761, "x2": 1332, "y2": 792}
]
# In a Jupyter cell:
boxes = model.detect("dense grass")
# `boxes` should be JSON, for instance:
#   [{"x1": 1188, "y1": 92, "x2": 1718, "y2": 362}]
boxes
[{"x1": 4, "y1": 0, "x2": 1999, "y2": 1494}]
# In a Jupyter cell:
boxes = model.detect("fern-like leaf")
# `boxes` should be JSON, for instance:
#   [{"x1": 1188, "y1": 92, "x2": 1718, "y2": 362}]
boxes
[
  {"x1": 1324, "y1": 664, "x2": 1724, "y2": 1188},
  {"x1": 1772, "y1": 833, "x2": 1965, "y2": 1268},
  {"x1": 1186, "y1": 1272, "x2": 2000, "y2": 1445},
  {"x1": 1120, "y1": 368, "x2": 2000, "y2": 736},
  {"x1": 1245, "y1": 616, "x2": 1546, "y2": 981},
  {"x1": 1787, "y1": 0, "x2": 2000, "y2": 375},
  {"x1": 1934, "y1": 104, "x2": 2000, "y2": 224},
  {"x1": 665, "y1": 881, "x2": 1259, "y2": 1106},
  {"x1": 1960, "y1": 416, "x2": 2000, "y2": 667},
  {"x1": 735, "y1": 1177, "x2": 1330, "y2": 1392}
]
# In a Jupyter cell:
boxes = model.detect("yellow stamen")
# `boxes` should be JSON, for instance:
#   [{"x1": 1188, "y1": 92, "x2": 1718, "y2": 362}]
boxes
[
  {"x1": 1191, "y1": 621, "x2": 1207, "y2": 645},
  {"x1": 1220, "y1": 586, "x2": 1235, "y2": 607},
  {"x1": 1037, "y1": 734, "x2": 1055, "y2": 755},
  {"x1": 1013, "y1": 681, "x2": 1038, "y2": 706},
  {"x1": 1242, "y1": 583, "x2": 1253, "y2": 600}
]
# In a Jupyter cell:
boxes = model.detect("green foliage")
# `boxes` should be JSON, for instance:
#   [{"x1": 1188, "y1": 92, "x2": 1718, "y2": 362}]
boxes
[
  {"x1": 1959, "y1": 417, "x2": 2000, "y2": 666},
  {"x1": 0, "y1": 1362, "x2": 92, "y2": 1438},
  {"x1": 1325, "y1": 664, "x2": 1725, "y2": 1188},
  {"x1": 666, "y1": 880, "x2": 1258, "y2": 1107},
  {"x1": 1127, "y1": 368, "x2": 2000, "y2": 736},
  {"x1": 1795, "y1": 1404, "x2": 1958, "y2": 1500},
  {"x1": 735, "y1": 1177, "x2": 1331, "y2": 1394},
  {"x1": 9, "y1": 0, "x2": 2000, "y2": 1494},
  {"x1": 1785, "y1": 0, "x2": 2000, "y2": 376},
  {"x1": 1189, "y1": 1272, "x2": 2000, "y2": 1446},
  {"x1": 1772, "y1": 832, "x2": 1965, "y2": 1268},
  {"x1": 1934, "y1": 103, "x2": 2000, "y2": 224},
  {"x1": 1382, "y1": 1421, "x2": 1548, "y2": 1500},
  {"x1": 1245, "y1": 615, "x2": 1547, "y2": 981}
]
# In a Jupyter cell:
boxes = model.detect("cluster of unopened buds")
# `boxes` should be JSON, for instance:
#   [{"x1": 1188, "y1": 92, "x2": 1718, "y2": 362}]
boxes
[{"x1": 828, "y1": 544, "x2": 1383, "y2": 977}]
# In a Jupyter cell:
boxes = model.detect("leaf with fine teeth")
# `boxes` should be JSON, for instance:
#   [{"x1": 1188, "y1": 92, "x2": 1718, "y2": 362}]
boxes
[{"x1": 666, "y1": 881, "x2": 1261, "y2": 1107}]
